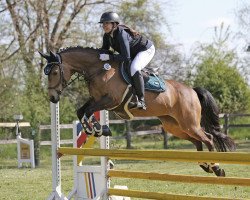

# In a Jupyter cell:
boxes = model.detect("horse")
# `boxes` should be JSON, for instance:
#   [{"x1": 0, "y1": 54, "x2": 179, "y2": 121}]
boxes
[{"x1": 39, "y1": 47, "x2": 236, "y2": 177}]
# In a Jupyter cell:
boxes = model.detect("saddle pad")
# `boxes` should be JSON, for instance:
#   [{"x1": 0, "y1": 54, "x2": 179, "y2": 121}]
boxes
[{"x1": 120, "y1": 64, "x2": 166, "y2": 93}]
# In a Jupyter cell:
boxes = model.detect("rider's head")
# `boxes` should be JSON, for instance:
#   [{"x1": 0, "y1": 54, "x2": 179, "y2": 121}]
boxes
[{"x1": 99, "y1": 12, "x2": 120, "y2": 34}]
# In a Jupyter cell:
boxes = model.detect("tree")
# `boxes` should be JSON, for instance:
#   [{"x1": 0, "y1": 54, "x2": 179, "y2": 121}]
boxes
[
  {"x1": 0, "y1": 0, "x2": 177, "y2": 165},
  {"x1": 0, "y1": 0, "x2": 111, "y2": 166},
  {"x1": 0, "y1": 42, "x2": 22, "y2": 120},
  {"x1": 236, "y1": 2, "x2": 250, "y2": 84},
  {"x1": 237, "y1": 2, "x2": 250, "y2": 45},
  {"x1": 188, "y1": 23, "x2": 250, "y2": 113}
]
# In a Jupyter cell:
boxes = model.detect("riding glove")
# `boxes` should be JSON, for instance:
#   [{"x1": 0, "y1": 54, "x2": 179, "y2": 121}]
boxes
[{"x1": 99, "y1": 54, "x2": 110, "y2": 61}]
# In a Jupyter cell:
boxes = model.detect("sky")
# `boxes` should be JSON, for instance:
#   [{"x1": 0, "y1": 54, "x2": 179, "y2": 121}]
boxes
[{"x1": 165, "y1": 0, "x2": 244, "y2": 54}]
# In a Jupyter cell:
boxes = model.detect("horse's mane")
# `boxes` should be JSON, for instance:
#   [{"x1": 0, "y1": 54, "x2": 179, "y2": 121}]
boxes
[{"x1": 57, "y1": 46, "x2": 98, "y2": 54}]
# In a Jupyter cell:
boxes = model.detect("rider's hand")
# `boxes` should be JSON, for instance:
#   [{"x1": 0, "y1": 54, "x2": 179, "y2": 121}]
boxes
[{"x1": 99, "y1": 54, "x2": 110, "y2": 61}]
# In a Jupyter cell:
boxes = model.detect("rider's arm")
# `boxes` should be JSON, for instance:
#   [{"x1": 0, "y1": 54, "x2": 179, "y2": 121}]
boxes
[{"x1": 111, "y1": 30, "x2": 131, "y2": 63}]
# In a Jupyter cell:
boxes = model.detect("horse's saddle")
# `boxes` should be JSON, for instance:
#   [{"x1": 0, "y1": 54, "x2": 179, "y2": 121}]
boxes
[
  {"x1": 120, "y1": 63, "x2": 166, "y2": 92},
  {"x1": 98, "y1": 49, "x2": 165, "y2": 92},
  {"x1": 109, "y1": 63, "x2": 166, "y2": 120}
]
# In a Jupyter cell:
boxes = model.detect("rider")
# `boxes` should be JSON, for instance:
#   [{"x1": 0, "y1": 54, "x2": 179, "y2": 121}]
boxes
[{"x1": 98, "y1": 11, "x2": 155, "y2": 110}]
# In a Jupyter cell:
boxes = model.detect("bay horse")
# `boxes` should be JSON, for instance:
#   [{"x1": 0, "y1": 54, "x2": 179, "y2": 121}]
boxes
[{"x1": 40, "y1": 47, "x2": 236, "y2": 177}]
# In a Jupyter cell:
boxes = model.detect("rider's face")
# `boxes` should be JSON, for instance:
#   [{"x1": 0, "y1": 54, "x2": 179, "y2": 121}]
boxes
[{"x1": 102, "y1": 22, "x2": 113, "y2": 33}]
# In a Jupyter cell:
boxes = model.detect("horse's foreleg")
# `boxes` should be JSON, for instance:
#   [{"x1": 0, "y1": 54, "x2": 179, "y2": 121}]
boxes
[
  {"x1": 77, "y1": 99, "x2": 95, "y2": 135},
  {"x1": 77, "y1": 98, "x2": 94, "y2": 120},
  {"x1": 84, "y1": 95, "x2": 115, "y2": 137}
]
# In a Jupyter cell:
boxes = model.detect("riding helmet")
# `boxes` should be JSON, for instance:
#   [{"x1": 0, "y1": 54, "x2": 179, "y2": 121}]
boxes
[{"x1": 99, "y1": 12, "x2": 120, "y2": 24}]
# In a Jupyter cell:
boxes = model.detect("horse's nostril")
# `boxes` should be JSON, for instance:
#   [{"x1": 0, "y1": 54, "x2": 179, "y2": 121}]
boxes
[
  {"x1": 50, "y1": 96, "x2": 55, "y2": 102},
  {"x1": 50, "y1": 96, "x2": 58, "y2": 103}
]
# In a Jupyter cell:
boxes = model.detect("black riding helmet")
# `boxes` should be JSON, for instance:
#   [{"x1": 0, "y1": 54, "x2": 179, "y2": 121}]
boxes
[{"x1": 99, "y1": 12, "x2": 120, "y2": 24}]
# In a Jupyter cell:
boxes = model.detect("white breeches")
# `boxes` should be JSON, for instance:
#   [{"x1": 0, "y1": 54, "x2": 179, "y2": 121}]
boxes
[{"x1": 130, "y1": 44, "x2": 155, "y2": 76}]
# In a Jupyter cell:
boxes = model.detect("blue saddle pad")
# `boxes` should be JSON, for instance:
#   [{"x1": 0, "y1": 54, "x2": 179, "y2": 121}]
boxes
[{"x1": 120, "y1": 64, "x2": 166, "y2": 93}]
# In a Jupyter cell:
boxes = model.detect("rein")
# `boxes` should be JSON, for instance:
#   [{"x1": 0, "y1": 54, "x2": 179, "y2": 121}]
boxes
[
  {"x1": 47, "y1": 62, "x2": 86, "y2": 90},
  {"x1": 84, "y1": 67, "x2": 106, "y2": 83},
  {"x1": 67, "y1": 73, "x2": 85, "y2": 86},
  {"x1": 46, "y1": 61, "x2": 103, "y2": 90}
]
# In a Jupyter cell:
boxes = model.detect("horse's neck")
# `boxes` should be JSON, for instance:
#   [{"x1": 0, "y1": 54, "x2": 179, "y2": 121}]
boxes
[
  {"x1": 61, "y1": 51, "x2": 100, "y2": 74},
  {"x1": 60, "y1": 50, "x2": 122, "y2": 89}
]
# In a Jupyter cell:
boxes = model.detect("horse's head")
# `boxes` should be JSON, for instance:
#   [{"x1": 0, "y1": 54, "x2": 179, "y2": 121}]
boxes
[{"x1": 39, "y1": 51, "x2": 71, "y2": 103}]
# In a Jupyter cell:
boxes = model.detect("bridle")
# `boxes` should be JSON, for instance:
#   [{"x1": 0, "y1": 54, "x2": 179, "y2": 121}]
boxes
[
  {"x1": 46, "y1": 61, "x2": 85, "y2": 90},
  {"x1": 44, "y1": 51, "x2": 109, "y2": 90},
  {"x1": 46, "y1": 62, "x2": 68, "y2": 90}
]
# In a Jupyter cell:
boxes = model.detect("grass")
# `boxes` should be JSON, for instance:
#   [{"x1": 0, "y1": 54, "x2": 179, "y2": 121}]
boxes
[
  {"x1": 110, "y1": 160, "x2": 250, "y2": 200},
  {"x1": 0, "y1": 138, "x2": 250, "y2": 200}
]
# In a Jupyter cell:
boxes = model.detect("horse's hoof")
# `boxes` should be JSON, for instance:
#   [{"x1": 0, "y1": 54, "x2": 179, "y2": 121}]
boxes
[
  {"x1": 92, "y1": 125, "x2": 112, "y2": 137},
  {"x1": 102, "y1": 125, "x2": 112, "y2": 136},
  {"x1": 93, "y1": 131, "x2": 102, "y2": 137},
  {"x1": 212, "y1": 167, "x2": 226, "y2": 177},
  {"x1": 199, "y1": 163, "x2": 213, "y2": 173}
]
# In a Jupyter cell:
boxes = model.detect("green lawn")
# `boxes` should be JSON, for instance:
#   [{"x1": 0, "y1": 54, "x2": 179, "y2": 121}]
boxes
[{"x1": 0, "y1": 139, "x2": 250, "y2": 200}]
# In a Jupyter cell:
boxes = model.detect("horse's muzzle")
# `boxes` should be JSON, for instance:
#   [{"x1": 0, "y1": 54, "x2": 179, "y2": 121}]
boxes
[{"x1": 50, "y1": 95, "x2": 60, "y2": 103}]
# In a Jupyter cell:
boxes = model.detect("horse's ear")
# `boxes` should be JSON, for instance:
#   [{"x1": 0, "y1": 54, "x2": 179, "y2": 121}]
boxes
[
  {"x1": 39, "y1": 51, "x2": 50, "y2": 60},
  {"x1": 49, "y1": 50, "x2": 57, "y2": 59}
]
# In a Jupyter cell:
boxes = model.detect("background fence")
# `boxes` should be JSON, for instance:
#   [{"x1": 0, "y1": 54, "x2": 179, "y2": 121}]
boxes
[
  {"x1": 220, "y1": 113, "x2": 250, "y2": 134},
  {"x1": 0, "y1": 113, "x2": 249, "y2": 148}
]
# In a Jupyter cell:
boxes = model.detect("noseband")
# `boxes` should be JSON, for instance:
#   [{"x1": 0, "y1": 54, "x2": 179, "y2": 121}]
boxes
[{"x1": 46, "y1": 62, "x2": 67, "y2": 90}]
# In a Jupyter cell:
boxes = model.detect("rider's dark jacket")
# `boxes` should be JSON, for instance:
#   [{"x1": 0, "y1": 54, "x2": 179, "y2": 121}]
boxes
[{"x1": 101, "y1": 25, "x2": 153, "y2": 63}]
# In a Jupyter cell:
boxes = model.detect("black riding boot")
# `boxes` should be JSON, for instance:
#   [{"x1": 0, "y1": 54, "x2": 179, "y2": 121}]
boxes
[{"x1": 131, "y1": 71, "x2": 146, "y2": 110}]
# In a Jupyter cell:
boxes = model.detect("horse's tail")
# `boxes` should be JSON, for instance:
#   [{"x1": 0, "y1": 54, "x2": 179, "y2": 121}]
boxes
[{"x1": 193, "y1": 87, "x2": 236, "y2": 152}]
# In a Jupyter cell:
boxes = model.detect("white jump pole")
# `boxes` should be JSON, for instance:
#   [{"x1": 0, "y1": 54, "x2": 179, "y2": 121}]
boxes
[
  {"x1": 99, "y1": 110, "x2": 110, "y2": 200},
  {"x1": 47, "y1": 102, "x2": 67, "y2": 200},
  {"x1": 48, "y1": 104, "x2": 111, "y2": 199}
]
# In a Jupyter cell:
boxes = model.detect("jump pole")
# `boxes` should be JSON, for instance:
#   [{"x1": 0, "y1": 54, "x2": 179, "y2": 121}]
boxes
[
  {"x1": 99, "y1": 110, "x2": 110, "y2": 200},
  {"x1": 47, "y1": 104, "x2": 111, "y2": 199},
  {"x1": 68, "y1": 111, "x2": 110, "y2": 200},
  {"x1": 47, "y1": 104, "x2": 125, "y2": 200},
  {"x1": 68, "y1": 111, "x2": 129, "y2": 200},
  {"x1": 47, "y1": 102, "x2": 67, "y2": 200}
]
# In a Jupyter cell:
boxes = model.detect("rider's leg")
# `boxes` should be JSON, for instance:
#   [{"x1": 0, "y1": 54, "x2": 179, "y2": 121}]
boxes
[
  {"x1": 132, "y1": 71, "x2": 146, "y2": 110},
  {"x1": 130, "y1": 45, "x2": 155, "y2": 110}
]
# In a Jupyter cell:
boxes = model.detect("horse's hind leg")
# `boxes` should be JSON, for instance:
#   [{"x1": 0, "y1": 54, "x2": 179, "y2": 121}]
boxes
[
  {"x1": 159, "y1": 116, "x2": 215, "y2": 174},
  {"x1": 181, "y1": 126, "x2": 225, "y2": 177},
  {"x1": 188, "y1": 137, "x2": 214, "y2": 174},
  {"x1": 161, "y1": 116, "x2": 225, "y2": 176}
]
